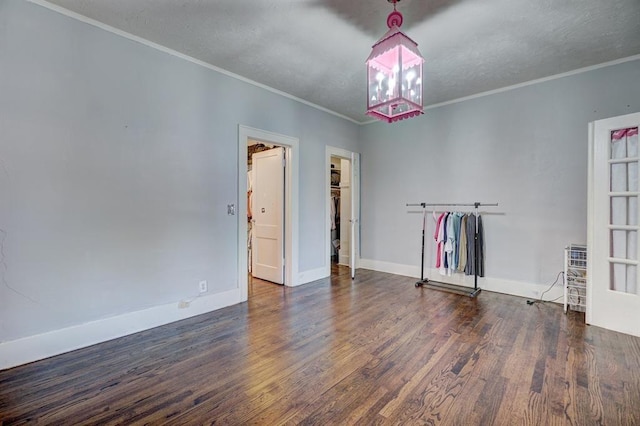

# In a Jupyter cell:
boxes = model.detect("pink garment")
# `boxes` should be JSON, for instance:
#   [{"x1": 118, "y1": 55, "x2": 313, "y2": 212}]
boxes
[{"x1": 434, "y1": 213, "x2": 445, "y2": 268}]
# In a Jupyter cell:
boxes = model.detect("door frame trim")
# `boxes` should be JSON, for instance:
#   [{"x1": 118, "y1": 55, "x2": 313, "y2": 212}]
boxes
[
  {"x1": 586, "y1": 120, "x2": 595, "y2": 324},
  {"x1": 238, "y1": 125, "x2": 299, "y2": 301}
]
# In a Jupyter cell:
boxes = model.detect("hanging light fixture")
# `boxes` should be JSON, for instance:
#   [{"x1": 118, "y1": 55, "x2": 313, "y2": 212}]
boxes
[{"x1": 366, "y1": 0, "x2": 424, "y2": 123}]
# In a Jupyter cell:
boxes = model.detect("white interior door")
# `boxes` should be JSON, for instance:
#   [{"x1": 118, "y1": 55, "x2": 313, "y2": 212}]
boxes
[
  {"x1": 350, "y1": 152, "x2": 360, "y2": 279},
  {"x1": 589, "y1": 112, "x2": 640, "y2": 337},
  {"x1": 251, "y1": 147, "x2": 285, "y2": 284},
  {"x1": 338, "y1": 159, "x2": 351, "y2": 266}
]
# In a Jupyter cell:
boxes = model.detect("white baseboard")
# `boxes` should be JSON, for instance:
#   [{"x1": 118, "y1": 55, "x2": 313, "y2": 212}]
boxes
[
  {"x1": 0, "y1": 288, "x2": 241, "y2": 371},
  {"x1": 1, "y1": 261, "x2": 564, "y2": 371},
  {"x1": 358, "y1": 258, "x2": 564, "y2": 302},
  {"x1": 358, "y1": 258, "x2": 421, "y2": 279},
  {"x1": 297, "y1": 266, "x2": 328, "y2": 285}
]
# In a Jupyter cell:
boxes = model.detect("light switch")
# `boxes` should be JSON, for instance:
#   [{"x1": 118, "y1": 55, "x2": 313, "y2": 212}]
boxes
[{"x1": 227, "y1": 204, "x2": 235, "y2": 215}]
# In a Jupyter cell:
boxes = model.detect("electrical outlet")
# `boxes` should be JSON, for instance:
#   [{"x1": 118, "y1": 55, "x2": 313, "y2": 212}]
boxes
[{"x1": 199, "y1": 280, "x2": 208, "y2": 293}]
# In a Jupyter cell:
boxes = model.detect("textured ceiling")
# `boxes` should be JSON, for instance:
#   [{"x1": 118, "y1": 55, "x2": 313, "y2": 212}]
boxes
[{"x1": 40, "y1": 0, "x2": 640, "y2": 123}]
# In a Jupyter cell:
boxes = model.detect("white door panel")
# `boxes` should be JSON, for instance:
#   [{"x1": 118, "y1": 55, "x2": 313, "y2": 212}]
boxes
[
  {"x1": 252, "y1": 147, "x2": 285, "y2": 284},
  {"x1": 339, "y1": 158, "x2": 351, "y2": 266},
  {"x1": 590, "y1": 112, "x2": 640, "y2": 337},
  {"x1": 350, "y1": 152, "x2": 360, "y2": 279}
]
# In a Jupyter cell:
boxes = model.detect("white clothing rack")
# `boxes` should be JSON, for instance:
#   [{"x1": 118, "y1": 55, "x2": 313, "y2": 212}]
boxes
[{"x1": 406, "y1": 201, "x2": 498, "y2": 298}]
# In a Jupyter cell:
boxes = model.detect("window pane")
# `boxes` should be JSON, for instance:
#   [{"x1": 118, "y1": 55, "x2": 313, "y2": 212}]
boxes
[
  {"x1": 610, "y1": 263, "x2": 626, "y2": 291},
  {"x1": 610, "y1": 230, "x2": 638, "y2": 261},
  {"x1": 611, "y1": 163, "x2": 628, "y2": 191},
  {"x1": 611, "y1": 134, "x2": 627, "y2": 159},
  {"x1": 629, "y1": 162, "x2": 639, "y2": 192},
  {"x1": 628, "y1": 127, "x2": 639, "y2": 157},
  {"x1": 610, "y1": 196, "x2": 638, "y2": 226},
  {"x1": 610, "y1": 263, "x2": 637, "y2": 294}
]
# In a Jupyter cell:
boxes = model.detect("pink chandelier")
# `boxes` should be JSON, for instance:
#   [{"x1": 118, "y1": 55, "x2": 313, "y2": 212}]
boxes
[{"x1": 366, "y1": 0, "x2": 424, "y2": 123}]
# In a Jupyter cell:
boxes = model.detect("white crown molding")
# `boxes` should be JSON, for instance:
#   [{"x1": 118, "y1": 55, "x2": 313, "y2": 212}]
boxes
[
  {"x1": 24, "y1": 1, "x2": 640, "y2": 127},
  {"x1": 26, "y1": 0, "x2": 362, "y2": 125}
]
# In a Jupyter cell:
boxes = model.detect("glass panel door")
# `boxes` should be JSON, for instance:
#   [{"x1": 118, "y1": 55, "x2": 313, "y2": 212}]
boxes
[
  {"x1": 589, "y1": 112, "x2": 640, "y2": 337},
  {"x1": 608, "y1": 127, "x2": 639, "y2": 294}
]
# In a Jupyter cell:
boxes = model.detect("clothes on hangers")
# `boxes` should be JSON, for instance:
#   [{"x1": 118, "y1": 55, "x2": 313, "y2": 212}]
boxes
[
  {"x1": 444, "y1": 213, "x2": 455, "y2": 275},
  {"x1": 452, "y1": 212, "x2": 463, "y2": 270},
  {"x1": 434, "y1": 212, "x2": 446, "y2": 269},
  {"x1": 458, "y1": 215, "x2": 468, "y2": 272},
  {"x1": 464, "y1": 213, "x2": 485, "y2": 277},
  {"x1": 330, "y1": 194, "x2": 340, "y2": 230},
  {"x1": 434, "y1": 211, "x2": 484, "y2": 277},
  {"x1": 247, "y1": 170, "x2": 253, "y2": 220},
  {"x1": 464, "y1": 214, "x2": 476, "y2": 276},
  {"x1": 477, "y1": 215, "x2": 484, "y2": 277},
  {"x1": 330, "y1": 193, "x2": 341, "y2": 257},
  {"x1": 435, "y1": 212, "x2": 454, "y2": 276}
]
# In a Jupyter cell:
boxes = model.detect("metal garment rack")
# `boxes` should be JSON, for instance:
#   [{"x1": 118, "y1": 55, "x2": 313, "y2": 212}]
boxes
[{"x1": 406, "y1": 202, "x2": 498, "y2": 298}]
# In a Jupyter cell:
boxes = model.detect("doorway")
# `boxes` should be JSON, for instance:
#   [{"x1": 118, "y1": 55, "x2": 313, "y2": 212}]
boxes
[
  {"x1": 329, "y1": 156, "x2": 351, "y2": 266},
  {"x1": 326, "y1": 146, "x2": 360, "y2": 279},
  {"x1": 238, "y1": 126, "x2": 299, "y2": 302},
  {"x1": 248, "y1": 142, "x2": 284, "y2": 284}
]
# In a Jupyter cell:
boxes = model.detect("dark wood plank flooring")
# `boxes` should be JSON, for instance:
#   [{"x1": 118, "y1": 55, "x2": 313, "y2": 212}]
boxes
[{"x1": 1, "y1": 266, "x2": 640, "y2": 425}]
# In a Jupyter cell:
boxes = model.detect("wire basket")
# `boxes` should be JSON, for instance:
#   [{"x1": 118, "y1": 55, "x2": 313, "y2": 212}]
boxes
[
  {"x1": 568, "y1": 286, "x2": 586, "y2": 312},
  {"x1": 568, "y1": 244, "x2": 587, "y2": 269}
]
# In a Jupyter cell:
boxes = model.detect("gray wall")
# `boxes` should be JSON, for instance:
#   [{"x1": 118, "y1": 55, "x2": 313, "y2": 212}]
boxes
[
  {"x1": 2, "y1": 0, "x2": 639, "y2": 348},
  {"x1": 359, "y1": 59, "x2": 640, "y2": 287},
  {"x1": 0, "y1": 0, "x2": 358, "y2": 342}
]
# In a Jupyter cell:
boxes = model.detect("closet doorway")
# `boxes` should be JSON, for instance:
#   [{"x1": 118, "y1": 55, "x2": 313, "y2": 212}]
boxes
[
  {"x1": 238, "y1": 126, "x2": 299, "y2": 302},
  {"x1": 326, "y1": 147, "x2": 360, "y2": 279}
]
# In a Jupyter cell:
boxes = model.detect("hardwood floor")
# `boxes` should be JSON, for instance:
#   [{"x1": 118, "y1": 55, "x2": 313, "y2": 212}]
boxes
[{"x1": 2, "y1": 266, "x2": 640, "y2": 425}]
